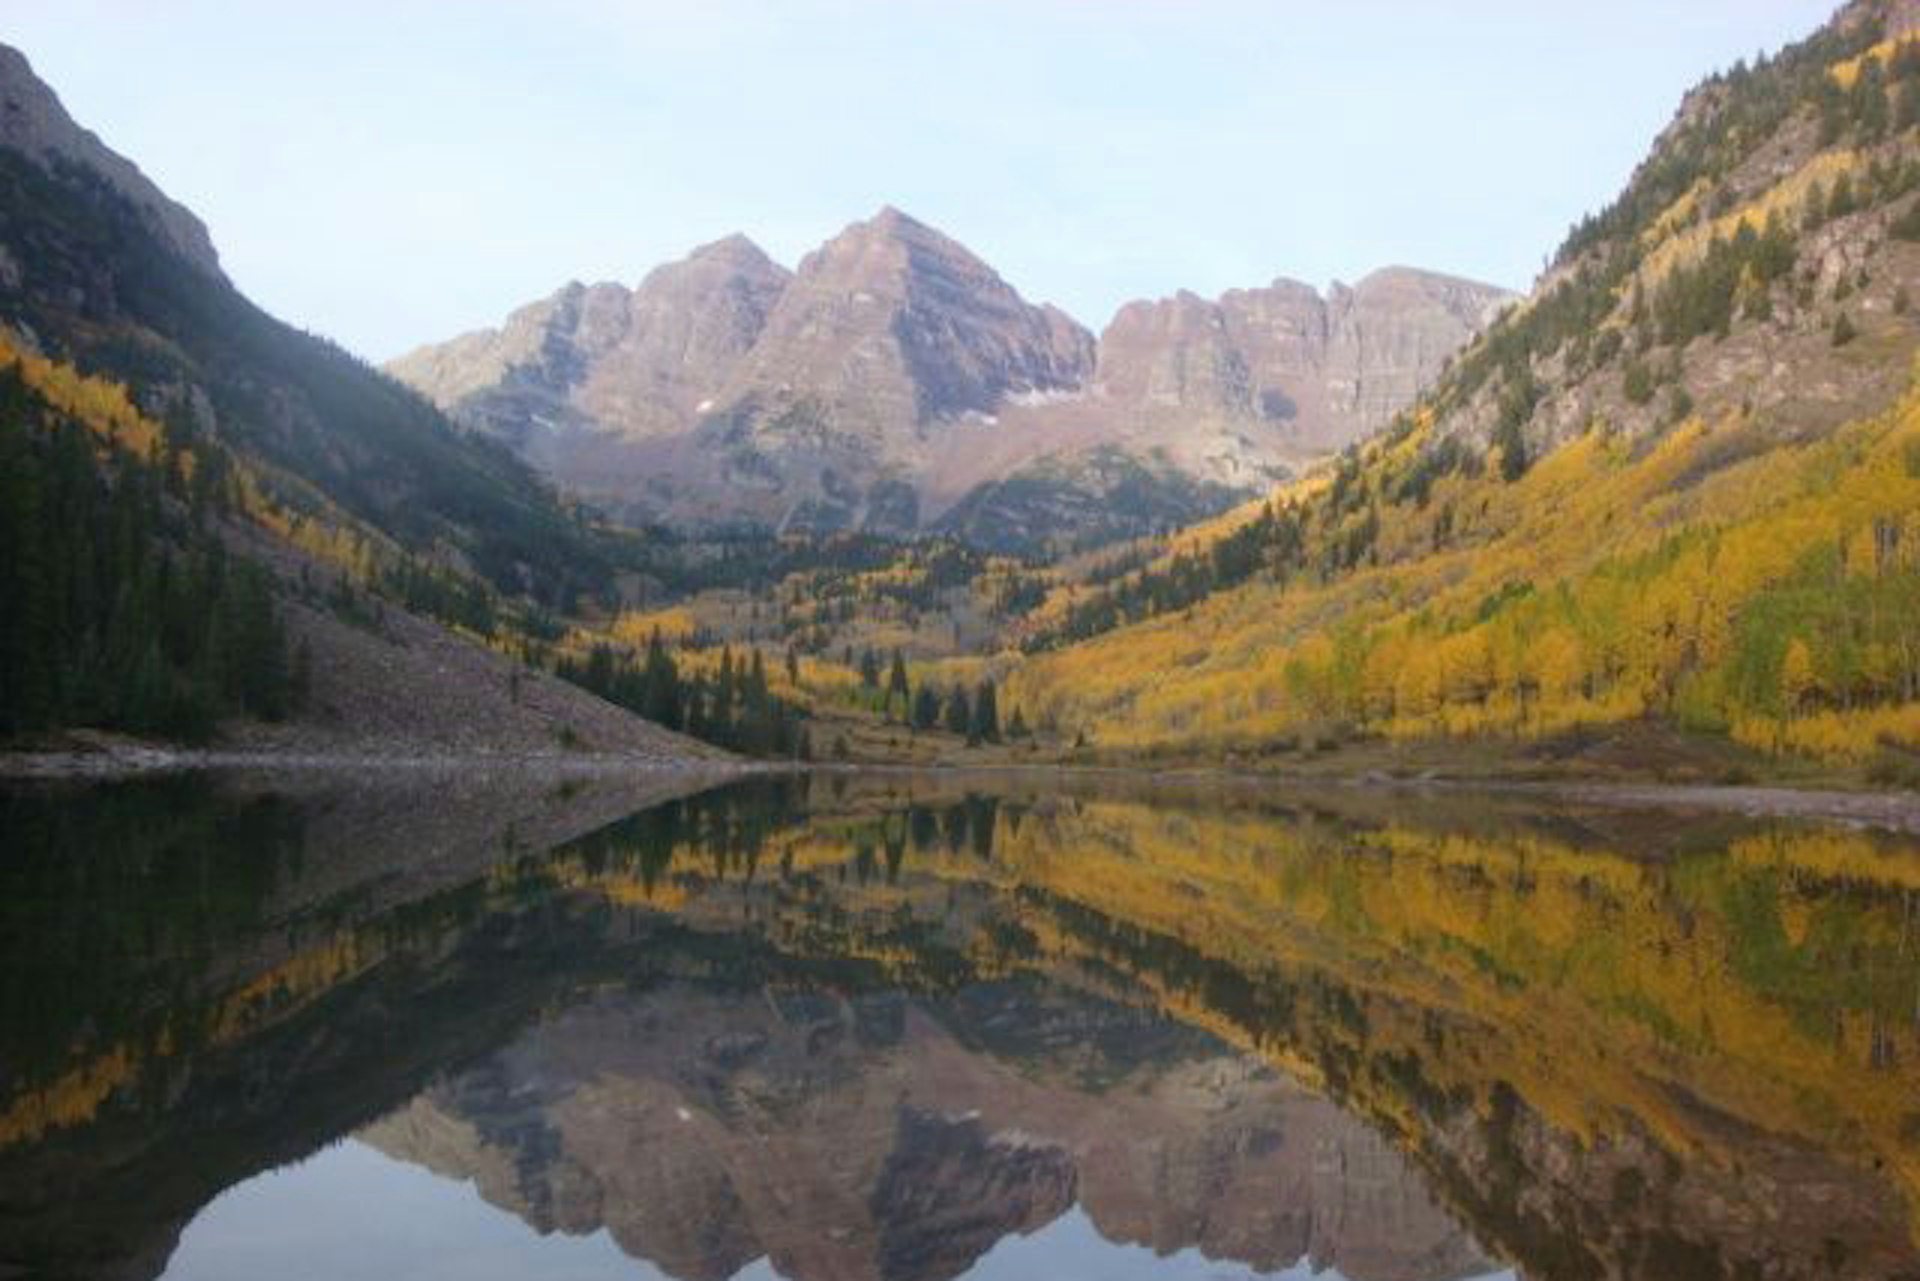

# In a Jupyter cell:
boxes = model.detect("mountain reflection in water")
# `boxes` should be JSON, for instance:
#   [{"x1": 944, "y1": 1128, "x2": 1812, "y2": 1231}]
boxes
[{"x1": 1, "y1": 769, "x2": 1917, "y2": 1281}]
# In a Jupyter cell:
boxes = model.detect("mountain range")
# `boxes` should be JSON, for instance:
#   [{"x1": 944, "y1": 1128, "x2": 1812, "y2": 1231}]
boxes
[{"x1": 388, "y1": 210, "x2": 1511, "y2": 550}]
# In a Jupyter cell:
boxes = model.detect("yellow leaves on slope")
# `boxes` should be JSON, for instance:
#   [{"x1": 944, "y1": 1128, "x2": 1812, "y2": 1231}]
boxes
[
  {"x1": 1831, "y1": 32, "x2": 1920, "y2": 89},
  {"x1": 1011, "y1": 378, "x2": 1920, "y2": 762},
  {"x1": 0, "y1": 331, "x2": 166, "y2": 458},
  {"x1": 2, "y1": 330, "x2": 392, "y2": 586},
  {"x1": 1637, "y1": 149, "x2": 1862, "y2": 289},
  {"x1": 610, "y1": 606, "x2": 698, "y2": 646}
]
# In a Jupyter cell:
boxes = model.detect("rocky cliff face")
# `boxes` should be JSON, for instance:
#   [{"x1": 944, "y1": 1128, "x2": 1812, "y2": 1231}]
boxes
[
  {"x1": 386, "y1": 235, "x2": 791, "y2": 459},
  {"x1": 361, "y1": 981, "x2": 1493, "y2": 1281},
  {"x1": 0, "y1": 44, "x2": 224, "y2": 281},
  {"x1": 389, "y1": 213, "x2": 1508, "y2": 550},
  {"x1": 1096, "y1": 269, "x2": 1513, "y2": 451}
]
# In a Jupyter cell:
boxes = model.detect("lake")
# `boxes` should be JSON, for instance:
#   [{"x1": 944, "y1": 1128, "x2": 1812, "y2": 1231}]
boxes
[{"x1": 2, "y1": 768, "x2": 1918, "y2": 1280}]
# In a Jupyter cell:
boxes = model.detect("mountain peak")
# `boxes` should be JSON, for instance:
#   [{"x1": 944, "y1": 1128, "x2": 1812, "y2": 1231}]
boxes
[
  {"x1": 685, "y1": 232, "x2": 779, "y2": 271},
  {"x1": 0, "y1": 43, "x2": 225, "y2": 280},
  {"x1": 868, "y1": 202, "x2": 921, "y2": 231}
]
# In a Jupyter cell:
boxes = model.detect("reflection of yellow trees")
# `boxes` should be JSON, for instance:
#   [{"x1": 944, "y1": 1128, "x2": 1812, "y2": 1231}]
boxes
[
  {"x1": 0, "y1": 1045, "x2": 134, "y2": 1148},
  {"x1": 0, "y1": 929, "x2": 376, "y2": 1149},
  {"x1": 941, "y1": 800, "x2": 1920, "y2": 1222},
  {"x1": 1011, "y1": 376, "x2": 1920, "y2": 764}
]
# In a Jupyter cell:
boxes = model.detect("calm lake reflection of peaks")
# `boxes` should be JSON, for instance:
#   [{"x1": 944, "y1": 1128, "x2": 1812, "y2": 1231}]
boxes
[{"x1": 3, "y1": 770, "x2": 1919, "y2": 1281}]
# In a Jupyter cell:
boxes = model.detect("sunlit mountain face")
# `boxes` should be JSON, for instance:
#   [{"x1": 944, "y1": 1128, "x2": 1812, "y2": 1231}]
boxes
[{"x1": 2, "y1": 770, "x2": 1917, "y2": 1281}]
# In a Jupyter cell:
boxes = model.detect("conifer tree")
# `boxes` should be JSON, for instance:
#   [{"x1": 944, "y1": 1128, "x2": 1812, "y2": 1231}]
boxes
[
  {"x1": 888, "y1": 648, "x2": 910, "y2": 716},
  {"x1": 944, "y1": 685, "x2": 971, "y2": 737},
  {"x1": 971, "y1": 679, "x2": 1000, "y2": 744},
  {"x1": 912, "y1": 684, "x2": 941, "y2": 731}
]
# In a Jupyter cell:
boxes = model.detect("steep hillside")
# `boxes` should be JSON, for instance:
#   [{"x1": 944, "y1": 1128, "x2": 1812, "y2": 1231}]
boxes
[
  {"x1": 0, "y1": 45, "x2": 607, "y2": 607},
  {"x1": 1009, "y1": 0, "x2": 1920, "y2": 779},
  {"x1": 392, "y1": 211, "x2": 1506, "y2": 551},
  {"x1": 0, "y1": 45, "x2": 726, "y2": 761}
]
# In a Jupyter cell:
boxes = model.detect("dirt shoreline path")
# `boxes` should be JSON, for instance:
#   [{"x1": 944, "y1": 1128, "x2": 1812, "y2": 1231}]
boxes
[
  {"x1": 7, "y1": 747, "x2": 1918, "y2": 836},
  {"x1": 0, "y1": 743, "x2": 769, "y2": 781}
]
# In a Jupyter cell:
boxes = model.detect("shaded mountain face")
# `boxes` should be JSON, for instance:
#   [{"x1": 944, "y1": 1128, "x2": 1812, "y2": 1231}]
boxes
[
  {"x1": 0, "y1": 43, "x2": 608, "y2": 604},
  {"x1": 0, "y1": 45, "x2": 223, "y2": 281},
  {"x1": 390, "y1": 212, "x2": 1509, "y2": 550}
]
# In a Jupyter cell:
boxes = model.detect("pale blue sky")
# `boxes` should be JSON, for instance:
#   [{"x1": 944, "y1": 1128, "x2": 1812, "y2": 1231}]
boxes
[{"x1": 11, "y1": 1, "x2": 1836, "y2": 360}]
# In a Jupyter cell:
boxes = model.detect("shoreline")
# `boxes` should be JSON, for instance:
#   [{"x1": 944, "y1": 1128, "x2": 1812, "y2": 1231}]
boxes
[
  {"x1": 7, "y1": 744, "x2": 1917, "y2": 836},
  {"x1": 0, "y1": 741, "x2": 768, "y2": 781}
]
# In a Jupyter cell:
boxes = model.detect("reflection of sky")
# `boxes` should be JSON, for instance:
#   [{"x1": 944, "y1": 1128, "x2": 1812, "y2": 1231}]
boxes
[
  {"x1": 161, "y1": 1139, "x2": 1517, "y2": 1281},
  {"x1": 162, "y1": 1140, "x2": 654, "y2": 1281}
]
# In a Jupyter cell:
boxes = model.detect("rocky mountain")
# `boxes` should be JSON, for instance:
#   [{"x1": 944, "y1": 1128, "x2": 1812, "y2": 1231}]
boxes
[
  {"x1": 389, "y1": 211, "x2": 1509, "y2": 550},
  {"x1": 1095, "y1": 268, "x2": 1513, "y2": 451},
  {"x1": 388, "y1": 234, "x2": 792, "y2": 457},
  {"x1": 0, "y1": 44, "x2": 223, "y2": 281}
]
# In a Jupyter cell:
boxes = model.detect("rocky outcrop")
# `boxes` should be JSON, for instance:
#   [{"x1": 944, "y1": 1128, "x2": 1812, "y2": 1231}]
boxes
[
  {"x1": 362, "y1": 982, "x2": 1493, "y2": 1281},
  {"x1": 386, "y1": 235, "x2": 791, "y2": 456},
  {"x1": 388, "y1": 212, "x2": 1508, "y2": 549},
  {"x1": 1097, "y1": 268, "x2": 1514, "y2": 451},
  {"x1": 0, "y1": 44, "x2": 224, "y2": 280}
]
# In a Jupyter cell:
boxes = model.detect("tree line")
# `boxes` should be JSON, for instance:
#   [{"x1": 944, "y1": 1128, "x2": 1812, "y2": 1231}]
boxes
[
  {"x1": 554, "y1": 633, "x2": 809, "y2": 758},
  {"x1": 1025, "y1": 501, "x2": 1308, "y2": 651}
]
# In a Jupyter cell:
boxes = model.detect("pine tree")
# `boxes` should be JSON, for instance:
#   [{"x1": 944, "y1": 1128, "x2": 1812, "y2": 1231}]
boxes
[
  {"x1": 641, "y1": 628, "x2": 683, "y2": 728},
  {"x1": 970, "y1": 679, "x2": 1000, "y2": 744},
  {"x1": 944, "y1": 685, "x2": 971, "y2": 737},
  {"x1": 912, "y1": 684, "x2": 941, "y2": 731},
  {"x1": 887, "y1": 649, "x2": 910, "y2": 717}
]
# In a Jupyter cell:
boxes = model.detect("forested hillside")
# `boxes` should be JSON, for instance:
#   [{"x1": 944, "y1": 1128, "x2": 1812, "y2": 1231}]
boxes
[
  {"x1": 1009, "y1": 1, "x2": 1920, "y2": 780},
  {"x1": 0, "y1": 46, "x2": 739, "y2": 758},
  {"x1": 0, "y1": 360, "x2": 300, "y2": 740}
]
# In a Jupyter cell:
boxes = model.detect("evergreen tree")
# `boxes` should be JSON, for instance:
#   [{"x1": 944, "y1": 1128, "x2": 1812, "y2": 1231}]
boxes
[
  {"x1": 943, "y1": 685, "x2": 971, "y2": 737},
  {"x1": 970, "y1": 679, "x2": 1000, "y2": 744},
  {"x1": 912, "y1": 684, "x2": 941, "y2": 731},
  {"x1": 887, "y1": 648, "x2": 910, "y2": 716}
]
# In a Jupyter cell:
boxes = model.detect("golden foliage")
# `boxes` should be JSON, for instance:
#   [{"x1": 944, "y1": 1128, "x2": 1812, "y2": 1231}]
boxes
[{"x1": 1011, "y1": 376, "x2": 1920, "y2": 764}]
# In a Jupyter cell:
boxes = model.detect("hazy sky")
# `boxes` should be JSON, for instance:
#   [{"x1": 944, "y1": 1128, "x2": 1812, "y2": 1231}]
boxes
[{"x1": 12, "y1": 1, "x2": 1836, "y2": 361}]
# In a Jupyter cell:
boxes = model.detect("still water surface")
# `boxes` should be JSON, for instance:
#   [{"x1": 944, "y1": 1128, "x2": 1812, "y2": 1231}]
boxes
[{"x1": 2, "y1": 768, "x2": 1917, "y2": 1280}]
